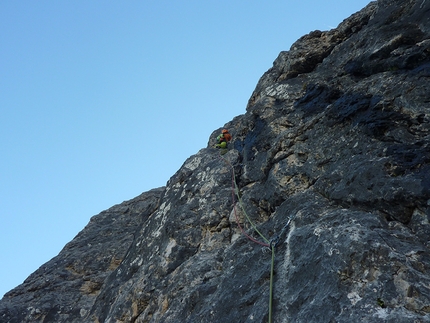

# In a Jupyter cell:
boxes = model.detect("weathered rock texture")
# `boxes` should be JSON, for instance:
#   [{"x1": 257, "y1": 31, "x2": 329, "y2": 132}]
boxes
[{"x1": 1, "y1": 0, "x2": 430, "y2": 322}]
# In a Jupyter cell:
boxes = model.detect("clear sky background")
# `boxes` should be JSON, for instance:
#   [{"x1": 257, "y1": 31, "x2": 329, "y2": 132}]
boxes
[{"x1": 1, "y1": 0, "x2": 371, "y2": 298}]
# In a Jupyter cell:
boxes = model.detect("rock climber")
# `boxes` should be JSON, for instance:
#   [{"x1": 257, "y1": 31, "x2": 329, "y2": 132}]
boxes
[{"x1": 215, "y1": 129, "x2": 232, "y2": 149}]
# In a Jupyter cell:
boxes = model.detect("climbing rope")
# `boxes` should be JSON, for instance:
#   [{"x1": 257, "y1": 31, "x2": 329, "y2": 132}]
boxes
[
  {"x1": 224, "y1": 155, "x2": 270, "y2": 246},
  {"x1": 218, "y1": 152, "x2": 295, "y2": 323},
  {"x1": 268, "y1": 244, "x2": 275, "y2": 323},
  {"x1": 230, "y1": 178, "x2": 270, "y2": 247}
]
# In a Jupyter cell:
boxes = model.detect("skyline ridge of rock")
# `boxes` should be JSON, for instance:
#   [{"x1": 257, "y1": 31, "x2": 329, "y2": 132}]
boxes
[{"x1": 1, "y1": 0, "x2": 430, "y2": 322}]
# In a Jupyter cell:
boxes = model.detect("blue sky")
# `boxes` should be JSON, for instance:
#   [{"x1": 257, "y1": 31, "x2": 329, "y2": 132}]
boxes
[{"x1": 0, "y1": 0, "x2": 371, "y2": 298}]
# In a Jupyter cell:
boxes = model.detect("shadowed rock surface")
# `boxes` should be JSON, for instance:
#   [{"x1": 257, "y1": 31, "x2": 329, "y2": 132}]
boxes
[{"x1": 1, "y1": 0, "x2": 429, "y2": 322}]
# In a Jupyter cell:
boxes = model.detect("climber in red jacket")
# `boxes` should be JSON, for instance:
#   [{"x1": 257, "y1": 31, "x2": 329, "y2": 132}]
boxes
[{"x1": 215, "y1": 129, "x2": 232, "y2": 149}]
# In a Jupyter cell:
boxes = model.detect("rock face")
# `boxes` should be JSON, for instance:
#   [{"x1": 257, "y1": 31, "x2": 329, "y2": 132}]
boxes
[{"x1": 1, "y1": 0, "x2": 430, "y2": 322}]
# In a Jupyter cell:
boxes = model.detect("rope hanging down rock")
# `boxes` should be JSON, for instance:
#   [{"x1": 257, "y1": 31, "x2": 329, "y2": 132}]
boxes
[
  {"x1": 219, "y1": 152, "x2": 295, "y2": 323},
  {"x1": 227, "y1": 158, "x2": 270, "y2": 247}
]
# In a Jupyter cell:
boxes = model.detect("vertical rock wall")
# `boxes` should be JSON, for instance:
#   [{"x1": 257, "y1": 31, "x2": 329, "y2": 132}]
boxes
[{"x1": 1, "y1": 0, "x2": 429, "y2": 322}]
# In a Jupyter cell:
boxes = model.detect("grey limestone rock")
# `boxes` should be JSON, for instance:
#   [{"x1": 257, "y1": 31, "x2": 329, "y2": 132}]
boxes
[{"x1": 1, "y1": 0, "x2": 430, "y2": 322}]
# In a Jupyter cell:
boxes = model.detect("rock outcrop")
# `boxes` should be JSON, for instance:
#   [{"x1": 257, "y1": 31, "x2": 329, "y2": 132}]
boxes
[{"x1": 1, "y1": 0, "x2": 429, "y2": 322}]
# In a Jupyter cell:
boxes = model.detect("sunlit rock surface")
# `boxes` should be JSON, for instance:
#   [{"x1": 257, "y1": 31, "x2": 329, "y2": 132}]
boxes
[{"x1": 1, "y1": 0, "x2": 429, "y2": 322}]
